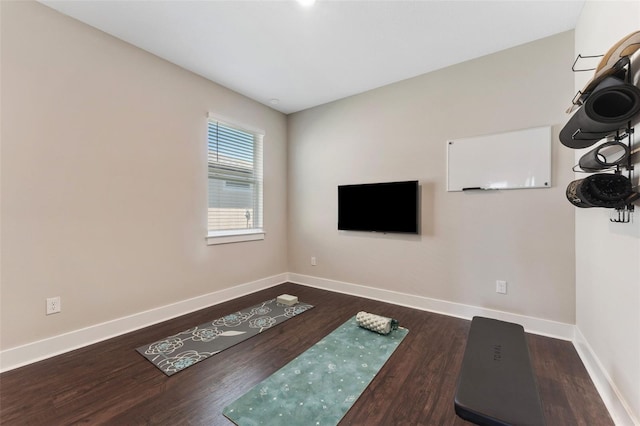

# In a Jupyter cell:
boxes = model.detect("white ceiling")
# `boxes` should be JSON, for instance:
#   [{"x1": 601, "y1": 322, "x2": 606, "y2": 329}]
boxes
[{"x1": 40, "y1": 0, "x2": 585, "y2": 114}]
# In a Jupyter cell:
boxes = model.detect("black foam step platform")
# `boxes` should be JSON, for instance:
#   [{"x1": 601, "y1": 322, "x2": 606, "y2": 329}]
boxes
[{"x1": 454, "y1": 317, "x2": 545, "y2": 426}]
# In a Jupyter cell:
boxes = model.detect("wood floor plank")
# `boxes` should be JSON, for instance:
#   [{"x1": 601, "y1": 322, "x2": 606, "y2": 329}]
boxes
[{"x1": 0, "y1": 283, "x2": 613, "y2": 425}]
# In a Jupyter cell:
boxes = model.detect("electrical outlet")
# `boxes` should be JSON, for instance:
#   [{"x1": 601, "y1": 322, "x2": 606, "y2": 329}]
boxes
[
  {"x1": 46, "y1": 296, "x2": 61, "y2": 315},
  {"x1": 496, "y1": 280, "x2": 507, "y2": 295},
  {"x1": 311, "y1": 256, "x2": 317, "y2": 266}
]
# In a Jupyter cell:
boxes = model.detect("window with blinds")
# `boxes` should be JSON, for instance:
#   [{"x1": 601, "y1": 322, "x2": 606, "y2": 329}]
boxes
[{"x1": 207, "y1": 118, "x2": 263, "y2": 243}]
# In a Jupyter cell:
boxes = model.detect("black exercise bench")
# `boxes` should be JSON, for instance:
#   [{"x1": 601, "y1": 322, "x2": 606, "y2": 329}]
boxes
[{"x1": 454, "y1": 317, "x2": 545, "y2": 426}]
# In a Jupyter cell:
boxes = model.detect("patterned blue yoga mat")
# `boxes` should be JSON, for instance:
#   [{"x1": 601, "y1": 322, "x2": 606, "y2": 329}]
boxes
[
  {"x1": 136, "y1": 298, "x2": 313, "y2": 376},
  {"x1": 223, "y1": 316, "x2": 409, "y2": 425}
]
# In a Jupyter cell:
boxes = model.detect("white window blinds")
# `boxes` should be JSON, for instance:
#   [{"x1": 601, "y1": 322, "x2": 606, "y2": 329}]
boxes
[{"x1": 207, "y1": 119, "x2": 263, "y2": 237}]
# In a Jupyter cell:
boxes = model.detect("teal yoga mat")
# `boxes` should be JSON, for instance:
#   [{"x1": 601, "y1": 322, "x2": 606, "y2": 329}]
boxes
[{"x1": 223, "y1": 316, "x2": 408, "y2": 425}]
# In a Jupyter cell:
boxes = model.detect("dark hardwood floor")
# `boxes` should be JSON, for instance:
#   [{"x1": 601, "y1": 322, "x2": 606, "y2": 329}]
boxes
[{"x1": 0, "y1": 283, "x2": 612, "y2": 425}]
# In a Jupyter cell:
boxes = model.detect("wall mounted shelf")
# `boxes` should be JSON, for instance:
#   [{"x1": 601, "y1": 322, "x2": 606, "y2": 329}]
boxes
[{"x1": 561, "y1": 32, "x2": 640, "y2": 223}]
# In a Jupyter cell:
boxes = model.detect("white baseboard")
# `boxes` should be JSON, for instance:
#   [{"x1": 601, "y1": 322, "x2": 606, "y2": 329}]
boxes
[
  {"x1": 0, "y1": 273, "x2": 287, "y2": 373},
  {"x1": 573, "y1": 327, "x2": 639, "y2": 426},
  {"x1": 288, "y1": 273, "x2": 574, "y2": 340}
]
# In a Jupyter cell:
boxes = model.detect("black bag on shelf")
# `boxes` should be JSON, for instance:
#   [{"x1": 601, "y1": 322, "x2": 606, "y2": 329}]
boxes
[{"x1": 566, "y1": 173, "x2": 633, "y2": 208}]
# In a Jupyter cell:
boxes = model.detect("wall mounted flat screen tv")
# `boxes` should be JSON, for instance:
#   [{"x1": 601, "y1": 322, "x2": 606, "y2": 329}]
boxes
[{"x1": 338, "y1": 180, "x2": 419, "y2": 234}]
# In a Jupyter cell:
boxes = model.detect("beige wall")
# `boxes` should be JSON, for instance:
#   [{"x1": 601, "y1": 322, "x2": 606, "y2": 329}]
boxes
[
  {"x1": 0, "y1": 1, "x2": 288, "y2": 350},
  {"x1": 574, "y1": 1, "x2": 640, "y2": 421},
  {"x1": 288, "y1": 31, "x2": 576, "y2": 324}
]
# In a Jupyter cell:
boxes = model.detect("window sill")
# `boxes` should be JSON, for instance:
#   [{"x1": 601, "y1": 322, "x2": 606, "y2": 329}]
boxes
[{"x1": 206, "y1": 229, "x2": 265, "y2": 245}]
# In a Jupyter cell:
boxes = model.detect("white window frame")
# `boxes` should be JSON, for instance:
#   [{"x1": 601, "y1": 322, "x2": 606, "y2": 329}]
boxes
[{"x1": 206, "y1": 113, "x2": 265, "y2": 245}]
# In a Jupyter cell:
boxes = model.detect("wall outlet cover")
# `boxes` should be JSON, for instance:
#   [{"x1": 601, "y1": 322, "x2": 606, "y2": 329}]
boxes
[{"x1": 46, "y1": 296, "x2": 61, "y2": 315}]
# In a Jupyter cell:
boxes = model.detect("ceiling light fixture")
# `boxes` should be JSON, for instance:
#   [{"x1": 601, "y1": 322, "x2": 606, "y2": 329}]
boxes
[{"x1": 296, "y1": 0, "x2": 316, "y2": 7}]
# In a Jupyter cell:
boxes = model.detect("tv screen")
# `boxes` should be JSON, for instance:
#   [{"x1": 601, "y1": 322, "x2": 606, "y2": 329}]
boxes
[{"x1": 338, "y1": 180, "x2": 419, "y2": 234}]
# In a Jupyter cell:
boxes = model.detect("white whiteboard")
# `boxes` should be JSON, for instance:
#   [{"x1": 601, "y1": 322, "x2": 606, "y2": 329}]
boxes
[{"x1": 446, "y1": 126, "x2": 551, "y2": 192}]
